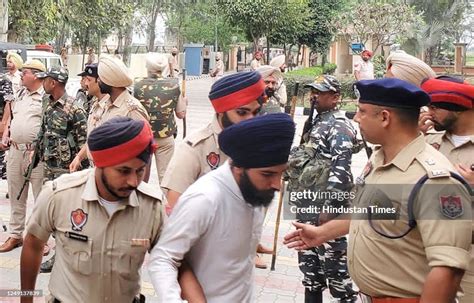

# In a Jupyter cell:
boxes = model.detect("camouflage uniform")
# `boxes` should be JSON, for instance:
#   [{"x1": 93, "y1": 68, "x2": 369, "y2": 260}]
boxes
[
  {"x1": 285, "y1": 76, "x2": 358, "y2": 302},
  {"x1": 75, "y1": 89, "x2": 92, "y2": 118},
  {"x1": 37, "y1": 93, "x2": 88, "y2": 180},
  {"x1": 134, "y1": 76, "x2": 180, "y2": 181},
  {"x1": 0, "y1": 75, "x2": 14, "y2": 179}
]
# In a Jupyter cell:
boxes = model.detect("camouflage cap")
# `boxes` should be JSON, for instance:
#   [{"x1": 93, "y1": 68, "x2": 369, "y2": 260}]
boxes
[
  {"x1": 36, "y1": 66, "x2": 69, "y2": 83},
  {"x1": 304, "y1": 75, "x2": 341, "y2": 93}
]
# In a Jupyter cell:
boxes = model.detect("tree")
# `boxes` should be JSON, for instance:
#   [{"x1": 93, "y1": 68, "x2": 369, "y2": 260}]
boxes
[
  {"x1": 335, "y1": 0, "x2": 422, "y2": 54},
  {"x1": 164, "y1": 0, "x2": 244, "y2": 51},
  {"x1": 298, "y1": 0, "x2": 347, "y2": 65},
  {"x1": 406, "y1": 0, "x2": 470, "y2": 64}
]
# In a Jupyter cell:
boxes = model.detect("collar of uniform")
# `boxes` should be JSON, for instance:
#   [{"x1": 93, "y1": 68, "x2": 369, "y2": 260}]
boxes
[
  {"x1": 316, "y1": 108, "x2": 338, "y2": 120},
  {"x1": 444, "y1": 132, "x2": 474, "y2": 145},
  {"x1": 211, "y1": 115, "x2": 223, "y2": 135},
  {"x1": 111, "y1": 89, "x2": 129, "y2": 108},
  {"x1": 373, "y1": 134, "x2": 426, "y2": 172},
  {"x1": 51, "y1": 92, "x2": 69, "y2": 106},
  {"x1": 81, "y1": 168, "x2": 140, "y2": 208},
  {"x1": 27, "y1": 86, "x2": 44, "y2": 97}
]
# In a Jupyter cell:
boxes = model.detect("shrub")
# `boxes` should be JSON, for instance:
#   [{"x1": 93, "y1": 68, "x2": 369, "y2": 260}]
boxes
[{"x1": 322, "y1": 63, "x2": 337, "y2": 75}]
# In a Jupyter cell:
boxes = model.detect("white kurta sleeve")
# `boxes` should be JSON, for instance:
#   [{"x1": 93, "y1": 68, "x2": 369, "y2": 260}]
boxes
[{"x1": 148, "y1": 191, "x2": 215, "y2": 302}]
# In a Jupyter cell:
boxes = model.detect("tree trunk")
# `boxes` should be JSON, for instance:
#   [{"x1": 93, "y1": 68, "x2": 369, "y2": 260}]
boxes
[
  {"x1": 122, "y1": 24, "x2": 133, "y2": 66},
  {"x1": 1, "y1": 0, "x2": 8, "y2": 43},
  {"x1": 147, "y1": 1, "x2": 161, "y2": 52},
  {"x1": 321, "y1": 53, "x2": 327, "y2": 66},
  {"x1": 81, "y1": 30, "x2": 89, "y2": 68},
  {"x1": 266, "y1": 38, "x2": 270, "y2": 65},
  {"x1": 296, "y1": 44, "x2": 301, "y2": 68},
  {"x1": 117, "y1": 29, "x2": 123, "y2": 53},
  {"x1": 55, "y1": 19, "x2": 67, "y2": 53}
]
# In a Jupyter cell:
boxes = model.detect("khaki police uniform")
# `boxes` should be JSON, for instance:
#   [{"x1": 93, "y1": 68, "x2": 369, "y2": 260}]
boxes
[
  {"x1": 425, "y1": 131, "x2": 474, "y2": 302},
  {"x1": 7, "y1": 86, "x2": 45, "y2": 239},
  {"x1": 26, "y1": 169, "x2": 165, "y2": 303},
  {"x1": 100, "y1": 90, "x2": 149, "y2": 123},
  {"x1": 168, "y1": 54, "x2": 179, "y2": 77},
  {"x1": 161, "y1": 116, "x2": 228, "y2": 194},
  {"x1": 86, "y1": 95, "x2": 110, "y2": 135},
  {"x1": 349, "y1": 135, "x2": 472, "y2": 298}
]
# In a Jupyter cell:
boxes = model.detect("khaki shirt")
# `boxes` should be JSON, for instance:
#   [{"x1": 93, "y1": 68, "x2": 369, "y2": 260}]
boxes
[
  {"x1": 250, "y1": 59, "x2": 261, "y2": 71},
  {"x1": 6, "y1": 70, "x2": 22, "y2": 94},
  {"x1": 100, "y1": 90, "x2": 149, "y2": 123},
  {"x1": 161, "y1": 116, "x2": 228, "y2": 193},
  {"x1": 10, "y1": 86, "x2": 44, "y2": 144},
  {"x1": 425, "y1": 131, "x2": 474, "y2": 169},
  {"x1": 26, "y1": 169, "x2": 165, "y2": 303},
  {"x1": 349, "y1": 135, "x2": 472, "y2": 297},
  {"x1": 168, "y1": 55, "x2": 179, "y2": 75},
  {"x1": 87, "y1": 95, "x2": 110, "y2": 135}
]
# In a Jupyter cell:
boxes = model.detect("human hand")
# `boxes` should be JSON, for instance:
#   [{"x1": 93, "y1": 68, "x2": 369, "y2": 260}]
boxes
[
  {"x1": 69, "y1": 155, "x2": 83, "y2": 172},
  {"x1": 283, "y1": 221, "x2": 322, "y2": 250},
  {"x1": 456, "y1": 164, "x2": 474, "y2": 185},
  {"x1": 419, "y1": 111, "x2": 434, "y2": 134}
]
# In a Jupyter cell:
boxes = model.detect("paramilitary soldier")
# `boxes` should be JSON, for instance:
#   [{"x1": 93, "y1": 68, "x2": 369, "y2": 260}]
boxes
[
  {"x1": 35, "y1": 67, "x2": 88, "y2": 272},
  {"x1": 284, "y1": 75, "x2": 358, "y2": 302},
  {"x1": 0, "y1": 72, "x2": 14, "y2": 179},
  {"x1": 20, "y1": 117, "x2": 166, "y2": 303},
  {"x1": 284, "y1": 78, "x2": 472, "y2": 303},
  {"x1": 36, "y1": 67, "x2": 88, "y2": 180},
  {"x1": 134, "y1": 53, "x2": 186, "y2": 182}
]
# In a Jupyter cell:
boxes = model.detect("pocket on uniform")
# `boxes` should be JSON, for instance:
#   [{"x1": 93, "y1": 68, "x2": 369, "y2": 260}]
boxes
[
  {"x1": 61, "y1": 234, "x2": 93, "y2": 275},
  {"x1": 117, "y1": 240, "x2": 148, "y2": 295}
]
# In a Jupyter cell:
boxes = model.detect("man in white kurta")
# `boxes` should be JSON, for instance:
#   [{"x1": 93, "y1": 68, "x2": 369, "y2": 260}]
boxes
[{"x1": 148, "y1": 113, "x2": 296, "y2": 302}]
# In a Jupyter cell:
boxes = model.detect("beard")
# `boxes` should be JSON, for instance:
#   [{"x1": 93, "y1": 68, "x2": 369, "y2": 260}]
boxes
[
  {"x1": 99, "y1": 81, "x2": 113, "y2": 94},
  {"x1": 265, "y1": 87, "x2": 275, "y2": 98},
  {"x1": 101, "y1": 172, "x2": 136, "y2": 200},
  {"x1": 239, "y1": 169, "x2": 276, "y2": 208},
  {"x1": 221, "y1": 112, "x2": 234, "y2": 128},
  {"x1": 433, "y1": 115, "x2": 457, "y2": 132}
]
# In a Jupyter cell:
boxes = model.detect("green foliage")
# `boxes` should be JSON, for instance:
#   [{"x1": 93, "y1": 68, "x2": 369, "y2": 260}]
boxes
[
  {"x1": 284, "y1": 67, "x2": 324, "y2": 105},
  {"x1": 322, "y1": 63, "x2": 337, "y2": 75},
  {"x1": 299, "y1": 0, "x2": 347, "y2": 55},
  {"x1": 339, "y1": 76, "x2": 357, "y2": 101},
  {"x1": 372, "y1": 55, "x2": 386, "y2": 79},
  {"x1": 165, "y1": 0, "x2": 245, "y2": 51},
  {"x1": 335, "y1": 0, "x2": 423, "y2": 53}
]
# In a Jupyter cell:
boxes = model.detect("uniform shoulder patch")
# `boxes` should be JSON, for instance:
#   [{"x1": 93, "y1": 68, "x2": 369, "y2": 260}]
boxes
[
  {"x1": 137, "y1": 181, "x2": 163, "y2": 202},
  {"x1": 52, "y1": 170, "x2": 91, "y2": 193},
  {"x1": 184, "y1": 124, "x2": 214, "y2": 147},
  {"x1": 415, "y1": 148, "x2": 451, "y2": 179}
]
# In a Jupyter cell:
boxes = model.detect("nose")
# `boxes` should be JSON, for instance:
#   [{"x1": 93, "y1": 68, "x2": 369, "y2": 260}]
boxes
[
  {"x1": 354, "y1": 111, "x2": 361, "y2": 123},
  {"x1": 271, "y1": 174, "x2": 282, "y2": 191},
  {"x1": 127, "y1": 173, "x2": 139, "y2": 188}
]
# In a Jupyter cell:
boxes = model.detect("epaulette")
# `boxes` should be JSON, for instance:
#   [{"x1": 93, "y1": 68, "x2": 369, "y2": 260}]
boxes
[
  {"x1": 183, "y1": 125, "x2": 214, "y2": 147},
  {"x1": 137, "y1": 181, "x2": 163, "y2": 202},
  {"x1": 415, "y1": 148, "x2": 450, "y2": 179},
  {"x1": 51, "y1": 170, "x2": 91, "y2": 193}
]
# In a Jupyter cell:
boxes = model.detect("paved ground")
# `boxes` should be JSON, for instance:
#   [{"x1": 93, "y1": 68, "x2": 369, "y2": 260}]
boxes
[{"x1": 0, "y1": 76, "x2": 368, "y2": 302}]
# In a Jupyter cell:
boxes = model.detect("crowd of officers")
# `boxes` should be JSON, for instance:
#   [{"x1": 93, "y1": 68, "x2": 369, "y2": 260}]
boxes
[{"x1": 0, "y1": 48, "x2": 471, "y2": 303}]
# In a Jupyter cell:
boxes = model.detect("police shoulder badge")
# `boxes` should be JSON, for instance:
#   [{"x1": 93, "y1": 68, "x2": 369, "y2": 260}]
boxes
[
  {"x1": 71, "y1": 208, "x2": 88, "y2": 231},
  {"x1": 430, "y1": 143, "x2": 440, "y2": 150},
  {"x1": 206, "y1": 152, "x2": 220, "y2": 170},
  {"x1": 439, "y1": 195, "x2": 463, "y2": 219}
]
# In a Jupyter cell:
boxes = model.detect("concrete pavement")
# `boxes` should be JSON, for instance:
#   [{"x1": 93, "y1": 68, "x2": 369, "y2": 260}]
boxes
[{"x1": 0, "y1": 76, "x2": 368, "y2": 303}]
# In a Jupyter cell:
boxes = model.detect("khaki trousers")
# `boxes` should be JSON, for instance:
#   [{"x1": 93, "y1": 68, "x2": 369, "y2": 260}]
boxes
[
  {"x1": 154, "y1": 136, "x2": 175, "y2": 183},
  {"x1": 7, "y1": 147, "x2": 44, "y2": 239}
]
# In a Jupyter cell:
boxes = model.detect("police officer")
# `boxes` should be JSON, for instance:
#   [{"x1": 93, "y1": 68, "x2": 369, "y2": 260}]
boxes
[
  {"x1": 284, "y1": 78, "x2": 472, "y2": 302},
  {"x1": 97, "y1": 56, "x2": 149, "y2": 123},
  {"x1": 168, "y1": 47, "x2": 179, "y2": 78},
  {"x1": 69, "y1": 63, "x2": 111, "y2": 172},
  {"x1": 0, "y1": 60, "x2": 46, "y2": 253},
  {"x1": 269, "y1": 54, "x2": 288, "y2": 107},
  {"x1": 5, "y1": 51, "x2": 23, "y2": 94},
  {"x1": 20, "y1": 117, "x2": 165, "y2": 303},
  {"x1": 134, "y1": 53, "x2": 186, "y2": 182},
  {"x1": 286, "y1": 75, "x2": 358, "y2": 303},
  {"x1": 35, "y1": 67, "x2": 88, "y2": 272},
  {"x1": 256, "y1": 65, "x2": 285, "y2": 114},
  {"x1": 420, "y1": 76, "x2": 474, "y2": 302}
]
